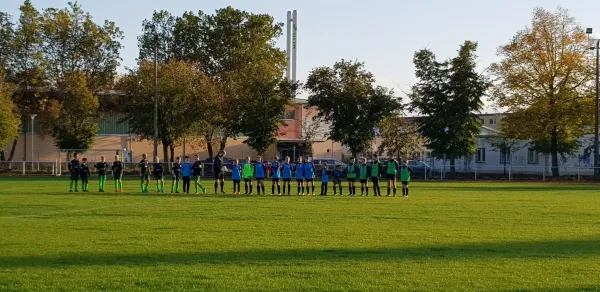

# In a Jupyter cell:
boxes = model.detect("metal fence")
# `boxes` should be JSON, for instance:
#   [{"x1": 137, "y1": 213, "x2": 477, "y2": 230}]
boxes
[{"x1": 2, "y1": 161, "x2": 600, "y2": 182}]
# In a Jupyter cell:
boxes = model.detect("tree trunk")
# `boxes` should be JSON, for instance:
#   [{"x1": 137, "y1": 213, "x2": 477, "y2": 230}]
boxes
[
  {"x1": 169, "y1": 144, "x2": 175, "y2": 162},
  {"x1": 161, "y1": 140, "x2": 169, "y2": 163},
  {"x1": 450, "y1": 157, "x2": 456, "y2": 177},
  {"x1": 206, "y1": 136, "x2": 214, "y2": 159},
  {"x1": 551, "y1": 129, "x2": 559, "y2": 178},
  {"x1": 219, "y1": 137, "x2": 227, "y2": 151},
  {"x1": 7, "y1": 139, "x2": 18, "y2": 161},
  {"x1": 0, "y1": 152, "x2": 5, "y2": 161}
]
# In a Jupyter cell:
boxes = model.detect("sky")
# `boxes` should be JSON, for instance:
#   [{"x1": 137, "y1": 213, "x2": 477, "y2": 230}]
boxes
[{"x1": 2, "y1": 0, "x2": 600, "y2": 110}]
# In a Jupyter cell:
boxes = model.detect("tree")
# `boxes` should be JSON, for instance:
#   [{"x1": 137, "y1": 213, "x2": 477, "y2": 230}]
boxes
[
  {"x1": 301, "y1": 108, "x2": 327, "y2": 157},
  {"x1": 306, "y1": 60, "x2": 401, "y2": 157},
  {"x1": 377, "y1": 115, "x2": 424, "y2": 160},
  {"x1": 490, "y1": 7, "x2": 595, "y2": 177},
  {"x1": 40, "y1": 1, "x2": 123, "y2": 92},
  {"x1": 117, "y1": 60, "x2": 215, "y2": 162},
  {"x1": 410, "y1": 41, "x2": 488, "y2": 174},
  {"x1": 240, "y1": 77, "x2": 294, "y2": 155},
  {"x1": 0, "y1": 70, "x2": 21, "y2": 160},
  {"x1": 137, "y1": 10, "x2": 175, "y2": 64},
  {"x1": 0, "y1": 12, "x2": 14, "y2": 69},
  {"x1": 485, "y1": 135, "x2": 527, "y2": 177},
  {"x1": 40, "y1": 72, "x2": 99, "y2": 150}
]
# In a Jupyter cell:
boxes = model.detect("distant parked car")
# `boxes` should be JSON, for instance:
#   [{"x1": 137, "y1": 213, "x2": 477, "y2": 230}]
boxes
[
  {"x1": 405, "y1": 160, "x2": 432, "y2": 176},
  {"x1": 312, "y1": 158, "x2": 346, "y2": 172}
]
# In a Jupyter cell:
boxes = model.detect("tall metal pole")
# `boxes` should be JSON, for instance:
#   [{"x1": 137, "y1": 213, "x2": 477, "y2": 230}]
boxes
[
  {"x1": 153, "y1": 46, "x2": 159, "y2": 163},
  {"x1": 286, "y1": 11, "x2": 292, "y2": 81},
  {"x1": 30, "y1": 114, "x2": 36, "y2": 169},
  {"x1": 595, "y1": 40, "x2": 599, "y2": 175},
  {"x1": 292, "y1": 10, "x2": 298, "y2": 84}
]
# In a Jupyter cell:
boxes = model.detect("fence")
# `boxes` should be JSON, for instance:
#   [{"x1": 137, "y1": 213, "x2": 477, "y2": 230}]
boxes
[{"x1": 3, "y1": 161, "x2": 600, "y2": 182}]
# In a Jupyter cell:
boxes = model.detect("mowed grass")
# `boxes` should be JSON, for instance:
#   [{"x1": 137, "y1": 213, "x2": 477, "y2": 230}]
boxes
[{"x1": 1, "y1": 177, "x2": 600, "y2": 291}]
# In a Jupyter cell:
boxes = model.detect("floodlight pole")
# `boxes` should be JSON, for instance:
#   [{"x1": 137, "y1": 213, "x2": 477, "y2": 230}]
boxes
[
  {"x1": 587, "y1": 28, "x2": 599, "y2": 176},
  {"x1": 153, "y1": 45, "x2": 159, "y2": 163},
  {"x1": 30, "y1": 114, "x2": 37, "y2": 169}
]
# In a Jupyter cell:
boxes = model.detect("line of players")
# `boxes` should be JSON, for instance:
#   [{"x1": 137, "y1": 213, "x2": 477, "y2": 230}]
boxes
[{"x1": 66, "y1": 152, "x2": 413, "y2": 197}]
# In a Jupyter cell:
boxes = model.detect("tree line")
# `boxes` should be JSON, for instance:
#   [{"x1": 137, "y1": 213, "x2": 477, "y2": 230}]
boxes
[{"x1": 0, "y1": 2, "x2": 596, "y2": 177}]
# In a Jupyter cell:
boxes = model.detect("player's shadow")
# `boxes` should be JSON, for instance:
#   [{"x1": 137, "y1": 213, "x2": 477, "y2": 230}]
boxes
[
  {"x1": 1, "y1": 238, "x2": 599, "y2": 269},
  {"x1": 418, "y1": 184, "x2": 597, "y2": 192}
]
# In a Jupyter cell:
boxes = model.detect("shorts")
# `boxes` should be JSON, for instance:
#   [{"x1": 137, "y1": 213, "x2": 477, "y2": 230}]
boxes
[
  {"x1": 154, "y1": 174, "x2": 163, "y2": 180},
  {"x1": 256, "y1": 177, "x2": 265, "y2": 181},
  {"x1": 371, "y1": 177, "x2": 380, "y2": 183},
  {"x1": 296, "y1": 179, "x2": 304, "y2": 183},
  {"x1": 80, "y1": 176, "x2": 89, "y2": 183},
  {"x1": 333, "y1": 179, "x2": 341, "y2": 184},
  {"x1": 233, "y1": 179, "x2": 241, "y2": 183},
  {"x1": 113, "y1": 173, "x2": 123, "y2": 180},
  {"x1": 305, "y1": 178, "x2": 314, "y2": 182},
  {"x1": 272, "y1": 178, "x2": 280, "y2": 182},
  {"x1": 172, "y1": 173, "x2": 181, "y2": 181},
  {"x1": 141, "y1": 174, "x2": 150, "y2": 180},
  {"x1": 347, "y1": 178, "x2": 356, "y2": 182},
  {"x1": 192, "y1": 175, "x2": 201, "y2": 181},
  {"x1": 243, "y1": 178, "x2": 252, "y2": 182},
  {"x1": 387, "y1": 174, "x2": 397, "y2": 180},
  {"x1": 283, "y1": 178, "x2": 292, "y2": 182},
  {"x1": 214, "y1": 172, "x2": 224, "y2": 180},
  {"x1": 98, "y1": 174, "x2": 107, "y2": 178},
  {"x1": 402, "y1": 181, "x2": 409, "y2": 186},
  {"x1": 360, "y1": 179, "x2": 368, "y2": 184},
  {"x1": 70, "y1": 173, "x2": 79, "y2": 181}
]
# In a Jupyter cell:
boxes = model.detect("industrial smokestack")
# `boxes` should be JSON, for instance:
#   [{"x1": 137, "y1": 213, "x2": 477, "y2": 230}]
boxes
[
  {"x1": 292, "y1": 10, "x2": 298, "y2": 83},
  {"x1": 286, "y1": 11, "x2": 292, "y2": 81}
]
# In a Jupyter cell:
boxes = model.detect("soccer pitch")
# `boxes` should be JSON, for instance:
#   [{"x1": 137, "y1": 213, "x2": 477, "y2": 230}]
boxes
[{"x1": 0, "y1": 178, "x2": 599, "y2": 291}]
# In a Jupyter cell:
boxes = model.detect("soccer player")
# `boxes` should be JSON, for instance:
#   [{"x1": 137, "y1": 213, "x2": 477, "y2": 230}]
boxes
[
  {"x1": 242, "y1": 156, "x2": 254, "y2": 194},
  {"x1": 304, "y1": 157, "x2": 316, "y2": 196},
  {"x1": 345, "y1": 157, "x2": 358, "y2": 196},
  {"x1": 181, "y1": 156, "x2": 193, "y2": 194},
  {"x1": 371, "y1": 155, "x2": 382, "y2": 196},
  {"x1": 386, "y1": 157, "x2": 400, "y2": 197},
  {"x1": 68, "y1": 153, "x2": 81, "y2": 192},
  {"x1": 320, "y1": 163, "x2": 329, "y2": 196},
  {"x1": 94, "y1": 156, "x2": 108, "y2": 192},
  {"x1": 139, "y1": 154, "x2": 151, "y2": 194},
  {"x1": 270, "y1": 156, "x2": 281, "y2": 195},
  {"x1": 359, "y1": 158, "x2": 369, "y2": 196},
  {"x1": 400, "y1": 160, "x2": 414, "y2": 197},
  {"x1": 171, "y1": 157, "x2": 181, "y2": 193},
  {"x1": 112, "y1": 155, "x2": 123, "y2": 192},
  {"x1": 153, "y1": 156, "x2": 165, "y2": 193},
  {"x1": 254, "y1": 156, "x2": 266, "y2": 195},
  {"x1": 232, "y1": 159, "x2": 242, "y2": 195},
  {"x1": 80, "y1": 158, "x2": 90, "y2": 193},
  {"x1": 213, "y1": 150, "x2": 226, "y2": 194},
  {"x1": 192, "y1": 155, "x2": 206, "y2": 194},
  {"x1": 333, "y1": 165, "x2": 343, "y2": 196},
  {"x1": 282, "y1": 156, "x2": 293, "y2": 195},
  {"x1": 295, "y1": 157, "x2": 304, "y2": 195}
]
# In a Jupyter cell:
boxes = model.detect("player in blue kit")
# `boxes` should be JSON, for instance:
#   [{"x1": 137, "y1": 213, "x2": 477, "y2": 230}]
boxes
[
  {"x1": 303, "y1": 157, "x2": 316, "y2": 196},
  {"x1": 254, "y1": 156, "x2": 266, "y2": 195},
  {"x1": 231, "y1": 159, "x2": 242, "y2": 195},
  {"x1": 270, "y1": 156, "x2": 282, "y2": 195},
  {"x1": 281, "y1": 156, "x2": 293, "y2": 196},
  {"x1": 333, "y1": 165, "x2": 343, "y2": 196},
  {"x1": 295, "y1": 157, "x2": 305, "y2": 195},
  {"x1": 320, "y1": 163, "x2": 330, "y2": 196}
]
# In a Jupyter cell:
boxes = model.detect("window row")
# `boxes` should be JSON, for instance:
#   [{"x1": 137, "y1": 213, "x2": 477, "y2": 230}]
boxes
[{"x1": 476, "y1": 148, "x2": 539, "y2": 164}]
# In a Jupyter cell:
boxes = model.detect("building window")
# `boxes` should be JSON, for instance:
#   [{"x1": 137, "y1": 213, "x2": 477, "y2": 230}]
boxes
[
  {"x1": 528, "y1": 148, "x2": 539, "y2": 164},
  {"x1": 489, "y1": 119, "x2": 497, "y2": 125},
  {"x1": 284, "y1": 109, "x2": 296, "y2": 120},
  {"x1": 500, "y1": 147, "x2": 511, "y2": 164},
  {"x1": 480, "y1": 119, "x2": 485, "y2": 125},
  {"x1": 476, "y1": 148, "x2": 486, "y2": 163}
]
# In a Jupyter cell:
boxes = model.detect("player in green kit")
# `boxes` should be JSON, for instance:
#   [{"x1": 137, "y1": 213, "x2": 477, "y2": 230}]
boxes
[
  {"x1": 80, "y1": 158, "x2": 90, "y2": 192},
  {"x1": 139, "y1": 153, "x2": 151, "y2": 194},
  {"x1": 359, "y1": 158, "x2": 369, "y2": 196},
  {"x1": 153, "y1": 156, "x2": 165, "y2": 193},
  {"x1": 171, "y1": 157, "x2": 181, "y2": 193},
  {"x1": 242, "y1": 156, "x2": 254, "y2": 194},
  {"x1": 68, "y1": 153, "x2": 81, "y2": 192},
  {"x1": 192, "y1": 154, "x2": 207, "y2": 194},
  {"x1": 386, "y1": 157, "x2": 400, "y2": 197},
  {"x1": 371, "y1": 155, "x2": 382, "y2": 196},
  {"x1": 112, "y1": 155, "x2": 123, "y2": 192},
  {"x1": 400, "y1": 159, "x2": 414, "y2": 197},
  {"x1": 94, "y1": 156, "x2": 108, "y2": 192},
  {"x1": 345, "y1": 157, "x2": 358, "y2": 196}
]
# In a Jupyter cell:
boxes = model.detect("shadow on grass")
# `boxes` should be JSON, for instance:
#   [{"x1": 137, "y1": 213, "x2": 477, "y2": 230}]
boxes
[
  {"x1": 419, "y1": 185, "x2": 598, "y2": 192},
  {"x1": 1, "y1": 238, "x2": 599, "y2": 269},
  {"x1": 507, "y1": 288, "x2": 600, "y2": 292}
]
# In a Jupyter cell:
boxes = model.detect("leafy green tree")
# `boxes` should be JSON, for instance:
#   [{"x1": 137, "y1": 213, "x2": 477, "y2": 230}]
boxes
[
  {"x1": 40, "y1": 1, "x2": 123, "y2": 92},
  {"x1": 137, "y1": 10, "x2": 175, "y2": 64},
  {"x1": 117, "y1": 60, "x2": 215, "y2": 162},
  {"x1": 410, "y1": 41, "x2": 488, "y2": 174},
  {"x1": 240, "y1": 77, "x2": 295, "y2": 155},
  {"x1": 0, "y1": 70, "x2": 21, "y2": 160},
  {"x1": 306, "y1": 60, "x2": 401, "y2": 157},
  {"x1": 377, "y1": 115, "x2": 424, "y2": 160},
  {"x1": 490, "y1": 7, "x2": 595, "y2": 177},
  {"x1": 40, "y1": 72, "x2": 99, "y2": 150},
  {"x1": 485, "y1": 135, "x2": 527, "y2": 177},
  {"x1": 0, "y1": 12, "x2": 14, "y2": 69}
]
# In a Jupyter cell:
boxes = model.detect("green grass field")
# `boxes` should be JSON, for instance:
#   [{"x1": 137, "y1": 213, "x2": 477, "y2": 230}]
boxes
[{"x1": 1, "y1": 177, "x2": 599, "y2": 291}]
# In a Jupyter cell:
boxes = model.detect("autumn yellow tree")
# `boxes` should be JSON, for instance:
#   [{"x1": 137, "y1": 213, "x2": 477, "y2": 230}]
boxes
[
  {"x1": 0, "y1": 70, "x2": 21, "y2": 159},
  {"x1": 377, "y1": 115, "x2": 424, "y2": 160},
  {"x1": 490, "y1": 7, "x2": 595, "y2": 177}
]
